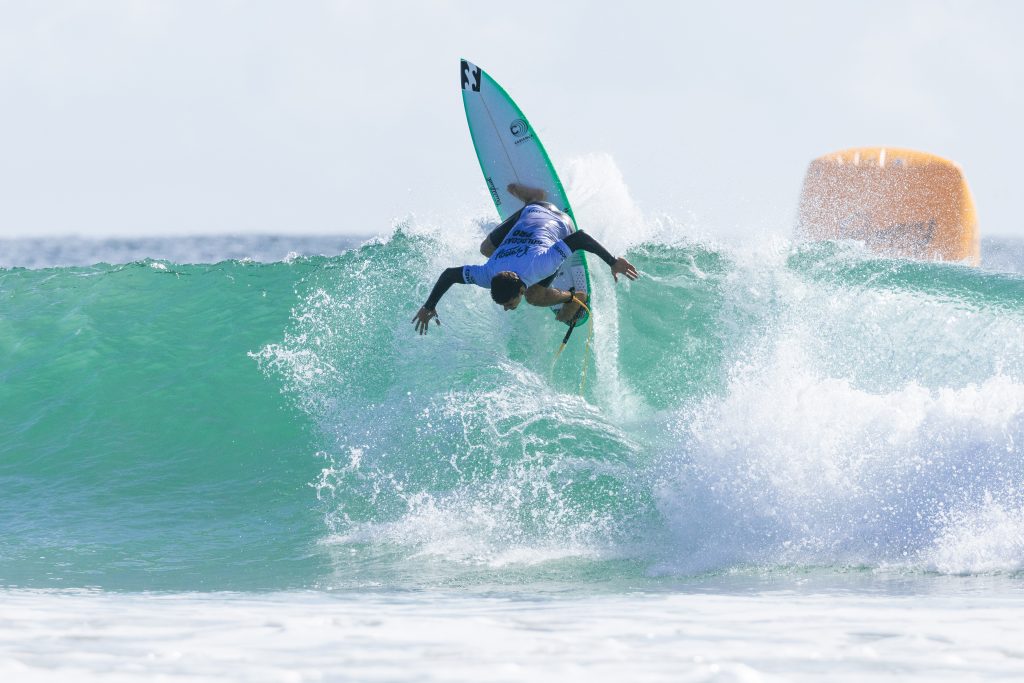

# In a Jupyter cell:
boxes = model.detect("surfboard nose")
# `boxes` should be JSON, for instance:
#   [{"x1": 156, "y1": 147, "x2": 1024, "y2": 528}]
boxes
[{"x1": 460, "y1": 59, "x2": 481, "y2": 92}]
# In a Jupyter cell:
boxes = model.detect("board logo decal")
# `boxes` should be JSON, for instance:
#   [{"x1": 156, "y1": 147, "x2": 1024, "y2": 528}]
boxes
[
  {"x1": 461, "y1": 60, "x2": 481, "y2": 92},
  {"x1": 509, "y1": 118, "x2": 529, "y2": 137},
  {"x1": 486, "y1": 177, "x2": 502, "y2": 206}
]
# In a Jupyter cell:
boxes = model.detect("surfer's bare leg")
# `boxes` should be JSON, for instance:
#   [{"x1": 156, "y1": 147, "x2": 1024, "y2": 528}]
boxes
[
  {"x1": 507, "y1": 183, "x2": 546, "y2": 205},
  {"x1": 525, "y1": 285, "x2": 588, "y2": 322}
]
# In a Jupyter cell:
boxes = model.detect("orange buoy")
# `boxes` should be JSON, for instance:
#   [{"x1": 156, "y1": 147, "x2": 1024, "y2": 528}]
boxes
[{"x1": 796, "y1": 147, "x2": 979, "y2": 265}]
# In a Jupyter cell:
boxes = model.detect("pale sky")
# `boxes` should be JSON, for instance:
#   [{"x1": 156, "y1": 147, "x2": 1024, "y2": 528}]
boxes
[{"x1": 1, "y1": 0, "x2": 1021, "y2": 238}]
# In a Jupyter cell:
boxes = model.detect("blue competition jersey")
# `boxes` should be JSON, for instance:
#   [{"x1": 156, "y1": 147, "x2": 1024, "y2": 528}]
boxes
[{"x1": 462, "y1": 204, "x2": 573, "y2": 288}]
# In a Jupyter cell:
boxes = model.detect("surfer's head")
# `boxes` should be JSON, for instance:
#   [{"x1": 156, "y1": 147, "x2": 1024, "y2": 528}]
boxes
[{"x1": 490, "y1": 272, "x2": 526, "y2": 311}]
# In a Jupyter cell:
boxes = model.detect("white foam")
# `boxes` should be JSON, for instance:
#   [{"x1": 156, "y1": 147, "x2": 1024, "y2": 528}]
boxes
[
  {"x1": 656, "y1": 335, "x2": 1024, "y2": 573},
  {"x1": 925, "y1": 493, "x2": 1024, "y2": 574},
  {"x1": 3, "y1": 589, "x2": 1023, "y2": 682},
  {"x1": 318, "y1": 367, "x2": 639, "y2": 569}
]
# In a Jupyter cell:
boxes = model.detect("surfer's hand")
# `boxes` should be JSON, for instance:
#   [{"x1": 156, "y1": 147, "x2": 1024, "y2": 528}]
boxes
[
  {"x1": 412, "y1": 307, "x2": 440, "y2": 335},
  {"x1": 611, "y1": 257, "x2": 639, "y2": 282}
]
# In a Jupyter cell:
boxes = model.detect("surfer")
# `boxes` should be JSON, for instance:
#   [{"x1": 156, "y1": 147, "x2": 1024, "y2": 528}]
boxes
[{"x1": 412, "y1": 183, "x2": 638, "y2": 334}]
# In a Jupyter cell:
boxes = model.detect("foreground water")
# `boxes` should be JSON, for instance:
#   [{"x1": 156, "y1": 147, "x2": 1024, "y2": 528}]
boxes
[
  {"x1": 2, "y1": 177, "x2": 1024, "y2": 678},
  {"x1": 4, "y1": 581, "x2": 1023, "y2": 682}
]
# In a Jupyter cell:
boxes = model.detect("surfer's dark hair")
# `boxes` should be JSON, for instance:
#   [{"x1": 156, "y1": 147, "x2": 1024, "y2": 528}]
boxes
[{"x1": 490, "y1": 272, "x2": 524, "y2": 304}]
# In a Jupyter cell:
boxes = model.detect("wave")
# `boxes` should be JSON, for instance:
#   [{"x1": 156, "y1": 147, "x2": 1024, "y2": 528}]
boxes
[{"x1": 2, "y1": 157, "x2": 1023, "y2": 590}]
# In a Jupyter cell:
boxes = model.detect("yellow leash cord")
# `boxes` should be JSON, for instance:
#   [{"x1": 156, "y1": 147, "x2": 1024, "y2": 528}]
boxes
[{"x1": 551, "y1": 295, "x2": 594, "y2": 395}]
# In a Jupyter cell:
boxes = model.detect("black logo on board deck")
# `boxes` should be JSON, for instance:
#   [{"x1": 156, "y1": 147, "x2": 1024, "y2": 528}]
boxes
[
  {"x1": 461, "y1": 60, "x2": 481, "y2": 92},
  {"x1": 486, "y1": 177, "x2": 502, "y2": 206},
  {"x1": 509, "y1": 118, "x2": 529, "y2": 137}
]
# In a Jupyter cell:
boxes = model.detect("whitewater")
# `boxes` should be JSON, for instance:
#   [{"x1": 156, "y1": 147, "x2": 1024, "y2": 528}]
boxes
[{"x1": 2, "y1": 157, "x2": 1024, "y2": 681}]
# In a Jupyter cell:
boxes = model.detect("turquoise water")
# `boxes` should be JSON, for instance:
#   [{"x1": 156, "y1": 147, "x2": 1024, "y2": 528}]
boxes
[{"x1": 2, "y1": 231, "x2": 1024, "y2": 593}]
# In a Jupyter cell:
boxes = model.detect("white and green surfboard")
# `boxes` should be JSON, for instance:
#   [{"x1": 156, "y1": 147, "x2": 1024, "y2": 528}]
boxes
[{"x1": 460, "y1": 59, "x2": 591, "y2": 324}]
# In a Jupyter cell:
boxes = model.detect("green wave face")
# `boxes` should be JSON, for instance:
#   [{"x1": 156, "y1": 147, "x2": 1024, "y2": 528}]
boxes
[
  {"x1": 0, "y1": 259, "x2": 328, "y2": 590},
  {"x1": 3, "y1": 235, "x2": 1024, "y2": 591}
]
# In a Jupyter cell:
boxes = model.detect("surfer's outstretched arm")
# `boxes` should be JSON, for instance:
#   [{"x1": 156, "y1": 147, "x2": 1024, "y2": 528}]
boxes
[
  {"x1": 563, "y1": 232, "x2": 639, "y2": 282},
  {"x1": 413, "y1": 267, "x2": 463, "y2": 335}
]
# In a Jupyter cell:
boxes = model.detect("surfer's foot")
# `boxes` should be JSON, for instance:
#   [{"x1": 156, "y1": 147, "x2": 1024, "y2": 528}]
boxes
[
  {"x1": 556, "y1": 291, "x2": 588, "y2": 324},
  {"x1": 507, "y1": 183, "x2": 546, "y2": 204}
]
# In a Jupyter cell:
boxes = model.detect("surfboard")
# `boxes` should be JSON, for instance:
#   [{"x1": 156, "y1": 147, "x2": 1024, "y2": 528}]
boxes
[{"x1": 460, "y1": 59, "x2": 591, "y2": 324}]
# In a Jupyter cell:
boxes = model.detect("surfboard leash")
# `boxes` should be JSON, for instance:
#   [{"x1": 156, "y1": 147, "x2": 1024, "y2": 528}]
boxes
[
  {"x1": 552, "y1": 290, "x2": 583, "y2": 364},
  {"x1": 551, "y1": 292, "x2": 594, "y2": 396},
  {"x1": 576, "y1": 297, "x2": 594, "y2": 395}
]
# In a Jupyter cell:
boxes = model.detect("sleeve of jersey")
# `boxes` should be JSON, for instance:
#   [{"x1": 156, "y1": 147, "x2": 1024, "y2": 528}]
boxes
[
  {"x1": 551, "y1": 240, "x2": 572, "y2": 261},
  {"x1": 462, "y1": 264, "x2": 491, "y2": 289},
  {"x1": 521, "y1": 241, "x2": 572, "y2": 286}
]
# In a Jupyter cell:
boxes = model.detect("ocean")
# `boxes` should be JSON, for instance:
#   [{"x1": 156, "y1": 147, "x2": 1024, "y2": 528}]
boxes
[{"x1": 2, "y1": 197, "x2": 1024, "y2": 680}]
